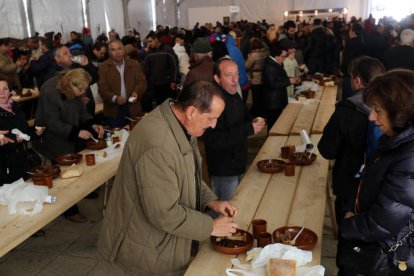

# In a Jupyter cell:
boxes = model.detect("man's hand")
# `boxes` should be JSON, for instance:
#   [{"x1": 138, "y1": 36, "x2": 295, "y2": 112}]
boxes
[
  {"x1": 78, "y1": 55, "x2": 89, "y2": 66},
  {"x1": 252, "y1": 118, "x2": 266, "y2": 134},
  {"x1": 208, "y1": 200, "x2": 238, "y2": 217},
  {"x1": 0, "y1": 131, "x2": 14, "y2": 146},
  {"x1": 92, "y1": 124, "x2": 104, "y2": 138},
  {"x1": 170, "y1": 82, "x2": 177, "y2": 90},
  {"x1": 78, "y1": 130, "x2": 93, "y2": 140},
  {"x1": 211, "y1": 216, "x2": 238, "y2": 237},
  {"x1": 115, "y1": 95, "x2": 127, "y2": 105},
  {"x1": 344, "y1": 211, "x2": 355, "y2": 219}
]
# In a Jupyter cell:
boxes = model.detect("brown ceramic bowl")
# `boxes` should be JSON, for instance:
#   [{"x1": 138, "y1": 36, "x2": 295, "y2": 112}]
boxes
[
  {"x1": 300, "y1": 90, "x2": 316, "y2": 99},
  {"x1": 289, "y1": 152, "x2": 317, "y2": 166},
  {"x1": 256, "y1": 159, "x2": 285, "y2": 173},
  {"x1": 29, "y1": 164, "x2": 61, "y2": 179},
  {"x1": 56, "y1": 153, "x2": 83, "y2": 166},
  {"x1": 210, "y1": 229, "x2": 254, "y2": 255},
  {"x1": 86, "y1": 139, "x2": 107, "y2": 150},
  {"x1": 273, "y1": 226, "x2": 318, "y2": 251}
]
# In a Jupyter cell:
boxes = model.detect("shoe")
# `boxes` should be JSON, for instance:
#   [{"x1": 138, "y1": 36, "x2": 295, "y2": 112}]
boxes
[
  {"x1": 85, "y1": 191, "x2": 99, "y2": 199},
  {"x1": 31, "y1": 230, "x2": 45, "y2": 237},
  {"x1": 65, "y1": 213, "x2": 87, "y2": 223}
]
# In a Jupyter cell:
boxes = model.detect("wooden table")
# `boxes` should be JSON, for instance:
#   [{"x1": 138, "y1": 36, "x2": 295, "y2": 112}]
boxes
[
  {"x1": 311, "y1": 86, "x2": 338, "y2": 134},
  {"x1": 0, "y1": 148, "x2": 121, "y2": 257},
  {"x1": 185, "y1": 134, "x2": 329, "y2": 275},
  {"x1": 11, "y1": 88, "x2": 40, "y2": 104},
  {"x1": 269, "y1": 85, "x2": 337, "y2": 136}
]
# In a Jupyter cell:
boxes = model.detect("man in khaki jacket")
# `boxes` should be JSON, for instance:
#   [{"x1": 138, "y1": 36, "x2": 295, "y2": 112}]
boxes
[
  {"x1": 98, "y1": 40, "x2": 147, "y2": 127},
  {"x1": 98, "y1": 81, "x2": 238, "y2": 275}
]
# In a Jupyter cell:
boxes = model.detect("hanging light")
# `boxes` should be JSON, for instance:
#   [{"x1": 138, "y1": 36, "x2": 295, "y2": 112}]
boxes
[
  {"x1": 328, "y1": 8, "x2": 333, "y2": 13},
  {"x1": 283, "y1": 11, "x2": 288, "y2": 17},
  {"x1": 314, "y1": 10, "x2": 318, "y2": 16},
  {"x1": 299, "y1": 11, "x2": 303, "y2": 17},
  {"x1": 343, "y1": 8, "x2": 348, "y2": 14}
]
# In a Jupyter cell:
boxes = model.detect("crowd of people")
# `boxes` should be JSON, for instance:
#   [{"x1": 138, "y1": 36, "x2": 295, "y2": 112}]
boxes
[{"x1": 1, "y1": 11, "x2": 414, "y2": 275}]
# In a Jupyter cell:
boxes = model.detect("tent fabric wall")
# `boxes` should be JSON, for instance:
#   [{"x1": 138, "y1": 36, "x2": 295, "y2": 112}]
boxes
[
  {"x1": 31, "y1": 0, "x2": 83, "y2": 42},
  {"x1": 0, "y1": 0, "x2": 26, "y2": 38},
  {"x1": 127, "y1": 0, "x2": 153, "y2": 38},
  {"x1": 89, "y1": 0, "x2": 124, "y2": 39}
]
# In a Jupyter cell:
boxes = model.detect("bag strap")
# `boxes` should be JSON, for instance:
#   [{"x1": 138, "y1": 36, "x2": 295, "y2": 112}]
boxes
[{"x1": 388, "y1": 221, "x2": 413, "y2": 253}]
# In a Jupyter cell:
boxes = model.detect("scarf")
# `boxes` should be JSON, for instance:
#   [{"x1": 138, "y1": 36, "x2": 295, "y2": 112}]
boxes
[{"x1": 0, "y1": 97, "x2": 13, "y2": 113}]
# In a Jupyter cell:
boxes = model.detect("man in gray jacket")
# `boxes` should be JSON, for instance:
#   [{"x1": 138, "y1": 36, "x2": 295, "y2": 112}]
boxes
[{"x1": 98, "y1": 80, "x2": 238, "y2": 275}]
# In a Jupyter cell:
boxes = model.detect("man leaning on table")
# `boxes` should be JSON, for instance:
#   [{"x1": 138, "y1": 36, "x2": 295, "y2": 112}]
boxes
[{"x1": 98, "y1": 80, "x2": 238, "y2": 275}]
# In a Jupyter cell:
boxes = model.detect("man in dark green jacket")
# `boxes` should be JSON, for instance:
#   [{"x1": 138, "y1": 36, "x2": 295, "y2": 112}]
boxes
[{"x1": 98, "y1": 81, "x2": 238, "y2": 275}]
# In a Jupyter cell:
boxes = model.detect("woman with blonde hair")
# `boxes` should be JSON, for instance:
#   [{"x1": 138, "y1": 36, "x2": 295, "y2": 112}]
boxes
[{"x1": 33, "y1": 68, "x2": 104, "y2": 223}]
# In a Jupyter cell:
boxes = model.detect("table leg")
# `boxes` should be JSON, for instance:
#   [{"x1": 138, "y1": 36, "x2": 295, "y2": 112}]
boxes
[{"x1": 103, "y1": 180, "x2": 109, "y2": 216}]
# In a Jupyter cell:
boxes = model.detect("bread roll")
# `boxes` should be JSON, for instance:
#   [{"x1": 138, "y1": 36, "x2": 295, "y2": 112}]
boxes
[
  {"x1": 61, "y1": 164, "x2": 83, "y2": 179},
  {"x1": 266, "y1": 258, "x2": 296, "y2": 276}
]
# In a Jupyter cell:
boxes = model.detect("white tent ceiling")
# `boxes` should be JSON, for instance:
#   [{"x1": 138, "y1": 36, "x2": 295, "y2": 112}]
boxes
[{"x1": 0, "y1": 0, "x2": 370, "y2": 40}]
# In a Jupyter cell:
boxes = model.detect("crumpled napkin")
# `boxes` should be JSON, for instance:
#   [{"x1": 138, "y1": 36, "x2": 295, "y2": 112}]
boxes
[
  {"x1": 11, "y1": 128, "x2": 30, "y2": 141},
  {"x1": 225, "y1": 243, "x2": 325, "y2": 276}
]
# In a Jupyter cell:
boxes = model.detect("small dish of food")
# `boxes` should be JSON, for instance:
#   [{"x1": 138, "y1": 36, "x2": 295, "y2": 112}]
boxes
[
  {"x1": 257, "y1": 159, "x2": 285, "y2": 174},
  {"x1": 87, "y1": 139, "x2": 107, "y2": 150},
  {"x1": 288, "y1": 152, "x2": 317, "y2": 166},
  {"x1": 273, "y1": 226, "x2": 317, "y2": 250},
  {"x1": 56, "y1": 153, "x2": 83, "y2": 166},
  {"x1": 210, "y1": 229, "x2": 254, "y2": 255}
]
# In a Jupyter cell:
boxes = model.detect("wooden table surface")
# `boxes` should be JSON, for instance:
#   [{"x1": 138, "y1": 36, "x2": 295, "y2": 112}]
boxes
[
  {"x1": 185, "y1": 134, "x2": 329, "y2": 275},
  {"x1": 0, "y1": 148, "x2": 121, "y2": 257},
  {"x1": 311, "y1": 86, "x2": 338, "y2": 134},
  {"x1": 12, "y1": 88, "x2": 40, "y2": 103},
  {"x1": 269, "y1": 85, "x2": 337, "y2": 136}
]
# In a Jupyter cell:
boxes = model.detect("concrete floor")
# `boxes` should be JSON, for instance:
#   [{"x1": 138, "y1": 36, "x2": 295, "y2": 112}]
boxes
[{"x1": 0, "y1": 132, "x2": 338, "y2": 276}]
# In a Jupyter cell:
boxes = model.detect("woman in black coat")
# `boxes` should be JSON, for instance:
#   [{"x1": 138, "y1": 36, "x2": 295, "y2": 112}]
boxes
[
  {"x1": 0, "y1": 76, "x2": 43, "y2": 185},
  {"x1": 341, "y1": 69, "x2": 414, "y2": 275}
]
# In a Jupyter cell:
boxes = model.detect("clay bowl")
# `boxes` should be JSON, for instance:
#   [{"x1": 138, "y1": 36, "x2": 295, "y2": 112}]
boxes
[
  {"x1": 210, "y1": 229, "x2": 254, "y2": 255},
  {"x1": 256, "y1": 159, "x2": 285, "y2": 174},
  {"x1": 288, "y1": 152, "x2": 317, "y2": 166},
  {"x1": 87, "y1": 139, "x2": 107, "y2": 150},
  {"x1": 273, "y1": 226, "x2": 318, "y2": 251},
  {"x1": 300, "y1": 90, "x2": 315, "y2": 99},
  {"x1": 29, "y1": 164, "x2": 61, "y2": 179},
  {"x1": 56, "y1": 153, "x2": 83, "y2": 166}
]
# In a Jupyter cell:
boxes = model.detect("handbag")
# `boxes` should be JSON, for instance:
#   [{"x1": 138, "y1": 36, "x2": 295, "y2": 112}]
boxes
[{"x1": 338, "y1": 224, "x2": 413, "y2": 275}]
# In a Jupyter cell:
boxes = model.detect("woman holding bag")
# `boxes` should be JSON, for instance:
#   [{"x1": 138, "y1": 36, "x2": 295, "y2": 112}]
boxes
[{"x1": 340, "y1": 69, "x2": 414, "y2": 275}]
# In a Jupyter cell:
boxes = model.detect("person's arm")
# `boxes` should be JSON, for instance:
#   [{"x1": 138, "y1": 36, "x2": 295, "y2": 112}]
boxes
[
  {"x1": 0, "y1": 58, "x2": 18, "y2": 74},
  {"x1": 204, "y1": 111, "x2": 254, "y2": 150},
  {"x1": 97, "y1": 64, "x2": 119, "y2": 104},
  {"x1": 342, "y1": 159, "x2": 414, "y2": 242},
  {"x1": 132, "y1": 63, "x2": 147, "y2": 101},
  {"x1": 136, "y1": 147, "x2": 214, "y2": 241},
  {"x1": 262, "y1": 63, "x2": 291, "y2": 90},
  {"x1": 36, "y1": 89, "x2": 79, "y2": 141},
  {"x1": 317, "y1": 108, "x2": 344, "y2": 160}
]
